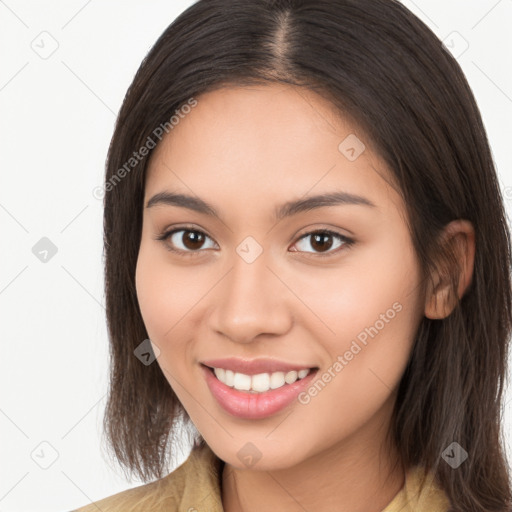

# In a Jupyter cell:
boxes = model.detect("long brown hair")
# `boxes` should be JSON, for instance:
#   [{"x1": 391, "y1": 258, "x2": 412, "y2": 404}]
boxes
[{"x1": 100, "y1": 1, "x2": 512, "y2": 509}]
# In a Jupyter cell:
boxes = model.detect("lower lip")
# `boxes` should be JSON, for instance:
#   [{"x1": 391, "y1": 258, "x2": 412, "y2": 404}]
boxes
[{"x1": 201, "y1": 364, "x2": 318, "y2": 420}]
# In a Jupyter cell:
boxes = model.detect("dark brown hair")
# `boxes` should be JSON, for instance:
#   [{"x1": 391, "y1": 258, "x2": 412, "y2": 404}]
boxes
[{"x1": 100, "y1": 0, "x2": 512, "y2": 510}]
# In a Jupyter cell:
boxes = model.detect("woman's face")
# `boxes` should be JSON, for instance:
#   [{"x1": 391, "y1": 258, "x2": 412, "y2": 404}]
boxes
[{"x1": 136, "y1": 83, "x2": 426, "y2": 470}]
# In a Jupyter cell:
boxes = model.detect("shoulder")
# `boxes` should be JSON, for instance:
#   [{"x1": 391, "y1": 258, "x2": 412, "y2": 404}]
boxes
[{"x1": 71, "y1": 443, "x2": 224, "y2": 512}]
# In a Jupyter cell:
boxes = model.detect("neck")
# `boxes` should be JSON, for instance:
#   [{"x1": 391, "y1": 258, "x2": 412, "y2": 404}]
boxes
[{"x1": 221, "y1": 402, "x2": 404, "y2": 512}]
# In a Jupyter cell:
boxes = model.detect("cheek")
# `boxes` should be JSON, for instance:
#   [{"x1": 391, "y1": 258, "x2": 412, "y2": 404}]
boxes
[
  {"x1": 134, "y1": 248, "x2": 201, "y2": 399},
  {"x1": 290, "y1": 248, "x2": 422, "y2": 437},
  {"x1": 135, "y1": 246, "x2": 186, "y2": 343},
  {"x1": 135, "y1": 244, "x2": 218, "y2": 355},
  {"x1": 296, "y1": 234, "x2": 422, "y2": 370}
]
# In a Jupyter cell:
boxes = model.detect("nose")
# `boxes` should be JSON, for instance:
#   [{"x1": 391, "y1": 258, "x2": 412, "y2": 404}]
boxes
[{"x1": 208, "y1": 250, "x2": 293, "y2": 344}]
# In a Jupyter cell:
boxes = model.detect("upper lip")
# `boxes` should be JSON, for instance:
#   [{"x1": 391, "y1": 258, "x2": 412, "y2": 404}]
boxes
[{"x1": 201, "y1": 357, "x2": 317, "y2": 375}]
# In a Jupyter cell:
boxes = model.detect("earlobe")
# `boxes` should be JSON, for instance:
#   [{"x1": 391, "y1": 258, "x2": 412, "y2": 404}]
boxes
[{"x1": 424, "y1": 220, "x2": 476, "y2": 320}]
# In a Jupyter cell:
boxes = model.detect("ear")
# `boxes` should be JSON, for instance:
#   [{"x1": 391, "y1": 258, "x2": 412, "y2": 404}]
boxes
[{"x1": 424, "y1": 220, "x2": 476, "y2": 320}]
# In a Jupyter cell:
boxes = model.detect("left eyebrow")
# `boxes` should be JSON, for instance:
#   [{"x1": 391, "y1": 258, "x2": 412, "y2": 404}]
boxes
[
  {"x1": 274, "y1": 191, "x2": 377, "y2": 220},
  {"x1": 145, "y1": 190, "x2": 377, "y2": 221}
]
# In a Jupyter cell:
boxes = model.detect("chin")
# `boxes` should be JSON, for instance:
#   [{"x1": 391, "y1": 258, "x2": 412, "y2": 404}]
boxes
[{"x1": 208, "y1": 436, "x2": 312, "y2": 471}]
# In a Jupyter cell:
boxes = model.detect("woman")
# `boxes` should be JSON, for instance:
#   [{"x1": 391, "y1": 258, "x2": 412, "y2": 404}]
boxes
[{"x1": 73, "y1": 0, "x2": 512, "y2": 510}]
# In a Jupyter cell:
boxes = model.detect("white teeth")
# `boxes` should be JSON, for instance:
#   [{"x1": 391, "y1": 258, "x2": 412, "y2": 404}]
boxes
[
  {"x1": 298, "y1": 369, "x2": 309, "y2": 379},
  {"x1": 269, "y1": 371, "x2": 285, "y2": 389},
  {"x1": 225, "y1": 369, "x2": 235, "y2": 387},
  {"x1": 212, "y1": 367, "x2": 312, "y2": 393},
  {"x1": 213, "y1": 367, "x2": 225, "y2": 381},
  {"x1": 233, "y1": 372, "x2": 251, "y2": 390},
  {"x1": 252, "y1": 373, "x2": 270, "y2": 392},
  {"x1": 284, "y1": 370, "x2": 298, "y2": 384}
]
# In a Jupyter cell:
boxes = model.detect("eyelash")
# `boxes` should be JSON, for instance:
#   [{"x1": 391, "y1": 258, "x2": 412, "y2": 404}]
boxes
[{"x1": 154, "y1": 225, "x2": 355, "y2": 258}]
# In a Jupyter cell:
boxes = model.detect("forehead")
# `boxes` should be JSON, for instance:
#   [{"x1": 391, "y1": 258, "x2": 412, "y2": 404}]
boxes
[{"x1": 144, "y1": 84, "x2": 399, "y2": 217}]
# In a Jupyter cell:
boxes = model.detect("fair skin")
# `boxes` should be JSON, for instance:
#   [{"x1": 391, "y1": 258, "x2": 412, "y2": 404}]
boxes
[{"x1": 135, "y1": 84, "x2": 475, "y2": 512}]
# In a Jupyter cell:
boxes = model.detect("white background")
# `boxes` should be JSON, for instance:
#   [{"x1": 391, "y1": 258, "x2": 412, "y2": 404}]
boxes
[{"x1": 1, "y1": 1, "x2": 511, "y2": 511}]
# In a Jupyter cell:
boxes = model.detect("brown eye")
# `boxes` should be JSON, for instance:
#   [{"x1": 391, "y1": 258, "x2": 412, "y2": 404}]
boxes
[
  {"x1": 180, "y1": 230, "x2": 206, "y2": 250},
  {"x1": 157, "y1": 228, "x2": 217, "y2": 254},
  {"x1": 291, "y1": 230, "x2": 354, "y2": 256},
  {"x1": 310, "y1": 232, "x2": 334, "y2": 252}
]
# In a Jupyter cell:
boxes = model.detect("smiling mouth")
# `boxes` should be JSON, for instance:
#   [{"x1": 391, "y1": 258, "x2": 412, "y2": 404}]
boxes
[{"x1": 202, "y1": 364, "x2": 319, "y2": 394}]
